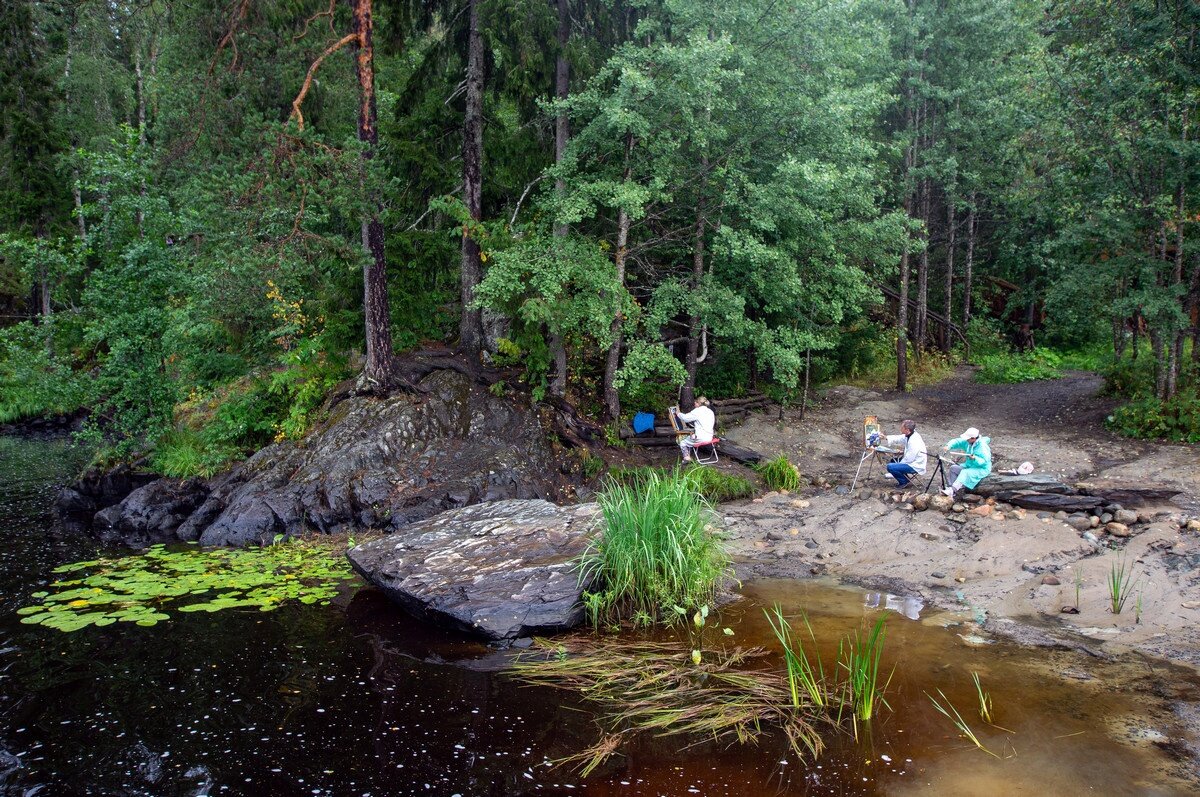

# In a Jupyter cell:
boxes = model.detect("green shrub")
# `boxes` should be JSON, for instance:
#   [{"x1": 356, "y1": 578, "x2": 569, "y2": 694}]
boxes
[
  {"x1": 1107, "y1": 389, "x2": 1200, "y2": 444},
  {"x1": 974, "y1": 349, "x2": 1062, "y2": 383},
  {"x1": 755, "y1": 454, "x2": 801, "y2": 491},
  {"x1": 0, "y1": 321, "x2": 87, "y2": 424},
  {"x1": 1102, "y1": 355, "x2": 1156, "y2": 397},
  {"x1": 580, "y1": 469, "x2": 732, "y2": 627},
  {"x1": 608, "y1": 464, "x2": 755, "y2": 503},
  {"x1": 149, "y1": 429, "x2": 239, "y2": 478}
]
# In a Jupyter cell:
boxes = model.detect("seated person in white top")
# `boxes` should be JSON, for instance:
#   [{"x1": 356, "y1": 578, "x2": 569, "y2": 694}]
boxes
[
  {"x1": 676, "y1": 397, "x2": 716, "y2": 463},
  {"x1": 882, "y1": 419, "x2": 927, "y2": 488}
]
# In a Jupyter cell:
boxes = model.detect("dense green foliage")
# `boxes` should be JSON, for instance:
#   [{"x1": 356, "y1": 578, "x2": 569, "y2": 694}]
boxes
[
  {"x1": 0, "y1": 0, "x2": 1195, "y2": 450},
  {"x1": 608, "y1": 464, "x2": 755, "y2": 503},
  {"x1": 755, "y1": 455, "x2": 802, "y2": 492},
  {"x1": 17, "y1": 539, "x2": 357, "y2": 632},
  {"x1": 581, "y1": 469, "x2": 732, "y2": 627}
]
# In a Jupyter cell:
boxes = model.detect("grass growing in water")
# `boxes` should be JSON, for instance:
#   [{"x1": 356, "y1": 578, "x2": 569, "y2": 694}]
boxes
[
  {"x1": 1108, "y1": 554, "x2": 1137, "y2": 614},
  {"x1": 512, "y1": 636, "x2": 824, "y2": 776},
  {"x1": 927, "y1": 688, "x2": 1001, "y2": 758},
  {"x1": 764, "y1": 604, "x2": 832, "y2": 710},
  {"x1": 17, "y1": 538, "x2": 359, "y2": 632},
  {"x1": 839, "y1": 614, "x2": 892, "y2": 731},
  {"x1": 579, "y1": 469, "x2": 733, "y2": 627},
  {"x1": 972, "y1": 671, "x2": 993, "y2": 724},
  {"x1": 755, "y1": 455, "x2": 802, "y2": 491}
]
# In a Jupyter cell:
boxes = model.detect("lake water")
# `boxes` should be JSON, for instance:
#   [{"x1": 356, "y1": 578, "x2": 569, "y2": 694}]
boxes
[{"x1": 0, "y1": 434, "x2": 1195, "y2": 795}]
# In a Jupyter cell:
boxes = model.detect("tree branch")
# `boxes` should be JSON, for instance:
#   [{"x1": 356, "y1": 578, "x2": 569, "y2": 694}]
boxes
[{"x1": 289, "y1": 33, "x2": 360, "y2": 132}]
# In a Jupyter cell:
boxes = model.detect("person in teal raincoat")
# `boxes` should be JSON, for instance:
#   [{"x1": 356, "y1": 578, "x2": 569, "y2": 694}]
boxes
[{"x1": 941, "y1": 427, "x2": 991, "y2": 498}]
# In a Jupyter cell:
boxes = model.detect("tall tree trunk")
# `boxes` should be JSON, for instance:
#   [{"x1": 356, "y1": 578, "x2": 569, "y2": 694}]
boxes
[
  {"x1": 63, "y1": 16, "x2": 85, "y2": 239},
  {"x1": 942, "y1": 198, "x2": 955, "y2": 353},
  {"x1": 915, "y1": 176, "x2": 929, "y2": 359},
  {"x1": 459, "y1": 0, "x2": 486, "y2": 357},
  {"x1": 963, "y1": 194, "x2": 975, "y2": 329},
  {"x1": 681, "y1": 188, "x2": 706, "y2": 410},
  {"x1": 1166, "y1": 107, "x2": 1187, "y2": 400},
  {"x1": 602, "y1": 133, "x2": 634, "y2": 422},
  {"x1": 798, "y1": 347, "x2": 811, "y2": 421},
  {"x1": 352, "y1": 0, "x2": 395, "y2": 386},
  {"x1": 135, "y1": 50, "x2": 146, "y2": 237},
  {"x1": 546, "y1": 0, "x2": 571, "y2": 398}
]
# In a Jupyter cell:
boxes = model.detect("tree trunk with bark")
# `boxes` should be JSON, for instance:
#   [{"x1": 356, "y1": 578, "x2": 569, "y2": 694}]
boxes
[
  {"x1": 459, "y1": 0, "x2": 486, "y2": 358},
  {"x1": 963, "y1": 194, "x2": 975, "y2": 329},
  {"x1": 602, "y1": 134, "x2": 634, "y2": 422},
  {"x1": 942, "y1": 197, "x2": 955, "y2": 353},
  {"x1": 547, "y1": 0, "x2": 570, "y2": 398},
  {"x1": 915, "y1": 176, "x2": 929, "y2": 359},
  {"x1": 352, "y1": 0, "x2": 396, "y2": 386},
  {"x1": 681, "y1": 188, "x2": 706, "y2": 410}
]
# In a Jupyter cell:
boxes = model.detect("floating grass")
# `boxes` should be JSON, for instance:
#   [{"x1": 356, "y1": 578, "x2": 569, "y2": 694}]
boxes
[
  {"x1": 1107, "y1": 555, "x2": 1137, "y2": 614},
  {"x1": 838, "y1": 614, "x2": 893, "y2": 730},
  {"x1": 764, "y1": 604, "x2": 832, "y2": 710},
  {"x1": 927, "y1": 688, "x2": 1000, "y2": 757},
  {"x1": 755, "y1": 455, "x2": 802, "y2": 492},
  {"x1": 579, "y1": 470, "x2": 733, "y2": 627},
  {"x1": 512, "y1": 636, "x2": 824, "y2": 776},
  {"x1": 17, "y1": 538, "x2": 359, "y2": 632}
]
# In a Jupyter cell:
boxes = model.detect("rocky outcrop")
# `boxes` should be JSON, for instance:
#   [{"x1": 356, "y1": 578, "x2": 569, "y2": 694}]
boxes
[
  {"x1": 347, "y1": 499, "x2": 600, "y2": 640},
  {"x1": 62, "y1": 369, "x2": 571, "y2": 546}
]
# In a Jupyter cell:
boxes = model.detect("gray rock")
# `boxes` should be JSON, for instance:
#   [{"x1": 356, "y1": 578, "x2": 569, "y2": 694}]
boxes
[
  {"x1": 1055, "y1": 511, "x2": 1069, "y2": 520},
  {"x1": 92, "y1": 478, "x2": 210, "y2": 546},
  {"x1": 1067, "y1": 516, "x2": 1093, "y2": 532},
  {"x1": 931, "y1": 571, "x2": 947, "y2": 579},
  {"x1": 952, "y1": 502, "x2": 967, "y2": 513},
  {"x1": 947, "y1": 513, "x2": 968, "y2": 524},
  {"x1": 972, "y1": 474, "x2": 1073, "y2": 497},
  {"x1": 833, "y1": 485, "x2": 851, "y2": 496},
  {"x1": 1100, "y1": 513, "x2": 1113, "y2": 524},
  {"x1": 347, "y1": 500, "x2": 600, "y2": 640},
  {"x1": 1114, "y1": 509, "x2": 1139, "y2": 526}
]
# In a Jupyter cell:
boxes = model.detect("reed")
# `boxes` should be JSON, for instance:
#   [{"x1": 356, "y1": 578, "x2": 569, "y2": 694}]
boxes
[
  {"x1": 1107, "y1": 555, "x2": 1137, "y2": 614},
  {"x1": 512, "y1": 636, "x2": 824, "y2": 775},
  {"x1": 838, "y1": 614, "x2": 892, "y2": 728},
  {"x1": 764, "y1": 604, "x2": 831, "y2": 709},
  {"x1": 927, "y1": 688, "x2": 1000, "y2": 757},
  {"x1": 971, "y1": 671, "x2": 993, "y2": 724},
  {"x1": 578, "y1": 469, "x2": 732, "y2": 627}
]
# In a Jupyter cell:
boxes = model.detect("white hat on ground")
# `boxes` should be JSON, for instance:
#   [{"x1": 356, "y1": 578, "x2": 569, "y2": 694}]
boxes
[{"x1": 962, "y1": 427, "x2": 980, "y2": 439}]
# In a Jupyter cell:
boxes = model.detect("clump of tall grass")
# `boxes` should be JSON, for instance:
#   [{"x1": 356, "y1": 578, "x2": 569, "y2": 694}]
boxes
[
  {"x1": 755, "y1": 455, "x2": 801, "y2": 491},
  {"x1": 1108, "y1": 554, "x2": 1138, "y2": 614},
  {"x1": 608, "y1": 465, "x2": 755, "y2": 503},
  {"x1": 512, "y1": 636, "x2": 824, "y2": 775},
  {"x1": 764, "y1": 605, "x2": 832, "y2": 711},
  {"x1": 839, "y1": 615, "x2": 893, "y2": 733},
  {"x1": 972, "y1": 671, "x2": 993, "y2": 724},
  {"x1": 579, "y1": 469, "x2": 733, "y2": 627}
]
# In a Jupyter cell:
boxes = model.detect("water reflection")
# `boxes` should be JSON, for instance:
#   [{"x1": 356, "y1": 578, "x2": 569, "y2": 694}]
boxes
[{"x1": 863, "y1": 592, "x2": 924, "y2": 621}]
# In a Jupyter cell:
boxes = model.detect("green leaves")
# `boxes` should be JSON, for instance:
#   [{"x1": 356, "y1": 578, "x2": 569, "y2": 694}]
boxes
[{"x1": 17, "y1": 540, "x2": 357, "y2": 633}]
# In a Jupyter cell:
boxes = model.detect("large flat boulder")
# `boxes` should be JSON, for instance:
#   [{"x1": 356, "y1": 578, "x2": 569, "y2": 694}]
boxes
[
  {"x1": 347, "y1": 499, "x2": 601, "y2": 640},
  {"x1": 972, "y1": 474, "x2": 1073, "y2": 497}
]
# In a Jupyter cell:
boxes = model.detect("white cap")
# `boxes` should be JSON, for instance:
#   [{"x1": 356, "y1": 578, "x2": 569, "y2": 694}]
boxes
[{"x1": 963, "y1": 427, "x2": 980, "y2": 439}]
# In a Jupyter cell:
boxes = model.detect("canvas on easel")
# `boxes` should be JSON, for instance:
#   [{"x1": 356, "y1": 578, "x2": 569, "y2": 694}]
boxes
[
  {"x1": 863, "y1": 415, "x2": 880, "y2": 448},
  {"x1": 668, "y1": 405, "x2": 688, "y2": 438}
]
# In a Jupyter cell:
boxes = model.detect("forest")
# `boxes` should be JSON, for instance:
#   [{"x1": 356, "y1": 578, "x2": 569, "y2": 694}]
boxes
[{"x1": 1, "y1": 0, "x2": 1197, "y2": 472}]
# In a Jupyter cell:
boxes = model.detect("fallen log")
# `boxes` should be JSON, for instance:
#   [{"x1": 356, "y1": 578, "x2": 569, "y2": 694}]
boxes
[{"x1": 620, "y1": 435, "x2": 765, "y2": 466}]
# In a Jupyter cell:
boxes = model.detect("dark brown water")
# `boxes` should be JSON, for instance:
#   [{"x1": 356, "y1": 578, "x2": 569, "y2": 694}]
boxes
[{"x1": 0, "y1": 435, "x2": 1195, "y2": 796}]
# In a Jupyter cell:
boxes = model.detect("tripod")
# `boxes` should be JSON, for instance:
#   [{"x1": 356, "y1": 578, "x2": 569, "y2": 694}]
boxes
[{"x1": 924, "y1": 452, "x2": 967, "y2": 495}]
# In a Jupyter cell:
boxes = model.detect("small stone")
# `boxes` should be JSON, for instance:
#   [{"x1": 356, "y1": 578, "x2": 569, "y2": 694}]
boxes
[
  {"x1": 805, "y1": 541, "x2": 818, "y2": 549},
  {"x1": 1114, "y1": 509, "x2": 1138, "y2": 525},
  {"x1": 929, "y1": 495, "x2": 954, "y2": 512},
  {"x1": 952, "y1": 502, "x2": 967, "y2": 513},
  {"x1": 1061, "y1": 606, "x2": 1080, "y2": 614},
  {"x1": 962, "y1": 494, "x2": 983, "y2": 504},
  {"x1": 1100, "y1": 513, "x2": 1113, "y2": 524},
  {"x1": 766, "y1": 531, "x2": 785, "y2": 541},
  {"x1": 790, "y1": 499, "x2": 811, "y2": 509},
  {"x1": 833, "y1": 486, "x2": 850, "y2": 496},
  {"x1": 1185, "y1": 519, "x2": 1200, "y2": 532},
  {"x1": 1067, "y1": 516, "x2": 1093, "y2": 531},
  {"x1": 969, "y1": 504, "x2": 993, "y2": 517},
  {"x1": 1041, "y1": 575, "x2": 1061, "y2": 586},
  {"x1": 955, "y1": 577, "x2": 966, "y2": 583},
  {"x1": 1007, "y1": 511, "x2": 1024, "y2": 520},
  {"x1": 1037, "y1": 512, "x2": 1051, "y2": 520},
  {"x1": 947, "y1": 513, "x2": 968, "y2": 524},
  {"x1": 1137, "y1": 512, "x2": 1154, "y2": 525},
  {"x1": 1106, "y1": 522, "x2": 1131, "y2": 537},
  {"x1": 1108, "y1": 503, "x2": 1124, "y2": 512},
  {"x1": 788, "y1": 527, "x2": 801, "y2": 536},
  {"x1": 1055, "y1": 511, "x2": 1069, "y2": 520},
  {"x1": 931, "y1": 571, "x2": 946, "y2": 579},
  {"x1": 511, "y1": 637, "x2": 534, "y2": 649},
  {"x1": 1090, "y1": 516, "x2": 1100, "y2": 528},
  {"x1": 920, "y1": 531, "x2": 940, "y2": 541},
  {"x1": 911, "y1": 494, "x2": 930, "y2": 511},
  {"x1": 899, "y1": 503, "x2": 915, "y2": 512}
]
